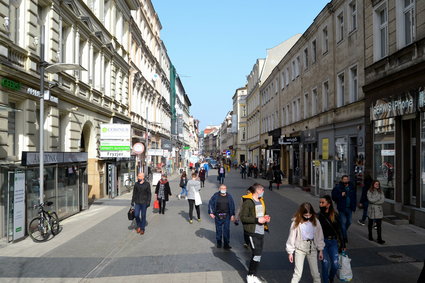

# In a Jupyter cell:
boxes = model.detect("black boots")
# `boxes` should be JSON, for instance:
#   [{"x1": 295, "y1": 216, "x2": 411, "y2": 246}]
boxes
[{"x1": 368, "y1": 219, "x2": 385, "y2": 244}]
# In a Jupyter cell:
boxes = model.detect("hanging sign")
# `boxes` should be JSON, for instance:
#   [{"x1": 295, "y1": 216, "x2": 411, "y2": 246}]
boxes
[{"x1": 371, "y1": 94, "x2": 415, "y2": 120}]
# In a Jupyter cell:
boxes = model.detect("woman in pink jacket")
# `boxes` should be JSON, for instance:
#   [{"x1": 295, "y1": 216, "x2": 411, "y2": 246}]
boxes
[{"x1": 286, "y1": 202, "x2": 325, "y2": 283}]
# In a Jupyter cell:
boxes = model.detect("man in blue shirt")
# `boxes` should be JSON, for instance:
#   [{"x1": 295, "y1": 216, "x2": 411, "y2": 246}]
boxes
[{"x1": 332, "y1": 175, "x2": 356, "y2": 243}]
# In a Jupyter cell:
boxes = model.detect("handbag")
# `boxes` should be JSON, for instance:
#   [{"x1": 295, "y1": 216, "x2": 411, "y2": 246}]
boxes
[
  {"x1": 194, "y1": 191, "x2": 202, "y2": 206},
  {"x1": 338, "y1": 252, "x2": 353, "y2": 282},
  {"x1": 153, "y1": 200, "x2": 160, "y2": 209},
  {"x1": 127, "y1": 207, "x2": 135, "y2": 221}
]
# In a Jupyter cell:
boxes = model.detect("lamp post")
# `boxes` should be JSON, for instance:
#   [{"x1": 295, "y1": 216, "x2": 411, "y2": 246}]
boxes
[{"x1": 38, "y1": 20, "x2": 86, "y2": 205}]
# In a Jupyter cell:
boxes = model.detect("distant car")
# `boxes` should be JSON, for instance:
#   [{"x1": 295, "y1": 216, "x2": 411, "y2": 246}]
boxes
[{"x1": 209, "y1": 160, "x2": 218, "y2": 169}]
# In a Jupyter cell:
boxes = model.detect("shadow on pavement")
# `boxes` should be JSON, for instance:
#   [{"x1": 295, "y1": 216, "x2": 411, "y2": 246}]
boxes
[
  {"x1": 178, "y1": 210, "x2": 190, "y2": 222},
  {"x1": 195, "y1": 228, "x2": 216, "y2": 244},
  {"x1": 212, "y1": 247, "x2": 247, "y2": 281}
]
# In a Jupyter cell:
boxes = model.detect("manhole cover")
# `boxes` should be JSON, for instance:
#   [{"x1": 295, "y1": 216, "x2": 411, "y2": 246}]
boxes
[{"x1": 378, "y1": 252, "x2": 416, "y2": 263}]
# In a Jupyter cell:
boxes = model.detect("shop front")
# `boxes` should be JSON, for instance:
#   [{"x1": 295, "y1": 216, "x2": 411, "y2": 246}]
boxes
[
  {"x1": 0, "y1": 152, "x2": 88, "y2": 242},
  {"x1": 301, "y1": 129, "x2": 317, "y2": 190},
  {"x1": 366, "y1": 83, "x2": 425, "y2": 228},
  {"x1": 279, "y1": 135, "x2": 301, "y2": 185}
]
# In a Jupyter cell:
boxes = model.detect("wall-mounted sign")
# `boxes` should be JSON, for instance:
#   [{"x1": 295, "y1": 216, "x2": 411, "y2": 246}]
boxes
[
  {"x1": 1, "y1": 78, "x2": 21, "y2": 91},
  {"x1": 322, "y1": 138, "x2": 329, "y2": 160},
  {"x1": 148, "y1": 149, "x2": 164, "y2": 156},
  {"x1": 381, "y1": 149, "x2": 395, "y2": 156},
  {"x1": 13, "y1": 172, "x2": 25, "y2": 240},
  {"x1": 278, "y1": 136, "x2": 300, "y2": 145},
  {"x1": 371, "y1": 94, "x2": 415, "y2": 120},
  {"x1": 21, "y1": 151, "x2": 88, "y2": 166}
]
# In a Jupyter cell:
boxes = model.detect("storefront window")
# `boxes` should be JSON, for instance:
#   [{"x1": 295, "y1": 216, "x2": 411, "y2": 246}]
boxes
[
  {"x1": 335, "y1": 137, "x2": 348, "y2": 180},
  {"x1": 421, "y1": 113, "x2": 425, "y2": 208},
  {"x1": 374, "y1": 118, "x2": 395, "y2": 200},
  {"x1": 26, "y1": 167, "x2": 56, "y2": 221},
  {"x1": 57, "y1": 166, "x2": 79, "y2": 218}
]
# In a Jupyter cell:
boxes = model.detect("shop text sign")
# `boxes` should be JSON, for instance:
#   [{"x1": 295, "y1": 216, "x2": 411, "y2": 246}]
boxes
[
  {"x1": 13, "y1": 172, "x2": 25, "y2": 240},
  {"x1": 99, "y1": 124, "x2": 131, "y2": 158},
  {"x1": 371, "y1": 94, "x2": 415, "y2": 120},
  {"x1": 278, "y1": 136, "x2": 300, "y2": 145}
]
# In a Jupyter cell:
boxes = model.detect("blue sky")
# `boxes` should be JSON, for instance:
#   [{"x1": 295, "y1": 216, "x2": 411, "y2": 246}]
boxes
[{"x1": 152, "y1": 1, "x2": 330, "y2": 130}]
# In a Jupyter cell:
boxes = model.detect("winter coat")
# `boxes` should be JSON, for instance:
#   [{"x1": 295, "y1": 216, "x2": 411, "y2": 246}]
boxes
[
  {"x1": 332, "y1": 182, "x2": 357, "y2": 212},
  {"x1": 367, "y1": 190, "x2": 385, "y2": 219},
  {"x1": 198, "y1": 170, "x2": 206, "y2": 181},
  {"x1": 286, "y1": 218, "x2": 325, "y2": 254},
  {"x1": 218, "y1": 167, "x2": 226, "y2": 177},
  {"x1": 131, "y1": 181, "x2": 151, "y2": 205},
  {"x1": 266, "y1": 170, "x2": 274, "y2": 181},
  {"x1": 187, "y1": 179, "x2": 201, "y2": 200},
  {"x1": 179, "y1": 177, "x2": 188, "y2": 188},
  {"x1": 239, "y1": 194, "x2": 269, "y2": 234},
  {"x1": 274, "y1": 169, "x2": 284, "y2": 184},
  {"x1": 155, "y1": 180, "x2": 172, "y2": 201},
  {"x1": 360, "y1": 175, "x2": 373, "y2": 203},
  {"x1": 208, "y1": 192, "x2": 235, "y2": 216}
]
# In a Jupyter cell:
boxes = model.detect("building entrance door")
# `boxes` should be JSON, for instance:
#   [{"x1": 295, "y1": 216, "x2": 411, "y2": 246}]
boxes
[{"x1": 402, "y1": 118, "x2": 417, "y2": 206}]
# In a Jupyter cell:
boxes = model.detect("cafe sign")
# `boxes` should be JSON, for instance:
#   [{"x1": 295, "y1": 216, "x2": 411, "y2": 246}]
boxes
[{"x1": 371, "y1": 94, "x2": 415, "y2": 120}]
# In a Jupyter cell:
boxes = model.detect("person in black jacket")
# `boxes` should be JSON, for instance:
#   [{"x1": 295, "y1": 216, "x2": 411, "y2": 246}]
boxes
[
  {"x1": 332, "y1": 175, "x2": 356, "y2": 243},
  {"x1": 358, "y1": 173, "x2": 373, "y2": 226},
  {"x1": 318, "y1": 195, "x2": 346, "y2": 283},
  {"x1": 131, "y1": 172, "x2": 151, "y2": 235},
  {"x1": 155, "y1": 174, "x2": 172, "y2": 214}
]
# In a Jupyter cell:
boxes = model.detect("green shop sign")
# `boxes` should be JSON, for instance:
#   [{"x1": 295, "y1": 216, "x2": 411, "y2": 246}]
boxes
[
  {"x1": 183, "y1": 146, "x2": 190, "y2": 150},
  {"x1": 99, "y1": 145, "x2": 131, "y2": 151},
  {"x1": 1, "y1": 78, "x2": 21, "y2": 91}
]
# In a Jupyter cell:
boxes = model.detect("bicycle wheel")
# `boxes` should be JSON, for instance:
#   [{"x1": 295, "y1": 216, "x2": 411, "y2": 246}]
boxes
[
  {"x1": 125, "y1": 178, "x2": 133, "y2": 190},
  {"x1": 49, "y1": 212, "x2": 60, "y2": 235},
  {"x1": 28, "y1": 217, "x2": 50, "y2": 242}
]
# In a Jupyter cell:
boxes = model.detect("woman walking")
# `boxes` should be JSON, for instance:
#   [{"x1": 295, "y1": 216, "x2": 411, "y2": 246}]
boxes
[
  {"x1": 367, "y1": 180, "x2": 385, "y2": 244},
  {"x1": 240, "y1": 184, "x2": 271, "y2": 283},
  {"x1": 286, "y1": 202, "x2": 324, "y2": 283},
  {"x1": 178, "y1": 171, "x2": 188, "y2": 200},
  {"x1": 318, "y1": 195, "x2": 345, "y2": 283},
  {"x1": 198, "y1": 167, "x2": 206, "y2": 188},
  {"x1": 273, "y1": 167, "x2": 285, "y2": 190},
  {"x1": 154, "y1": 174, "x2": 172, "y2": 214},
  {"x1": 187, "y1": 172, "x2": 201, "y2": 223},
  {"x1": 266, "y1": 167, "x2": 274, "y2": 191}
]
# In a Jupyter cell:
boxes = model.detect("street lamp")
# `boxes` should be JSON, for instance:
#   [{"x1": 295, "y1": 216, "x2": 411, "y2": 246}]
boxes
[{"x1": 38, "y1": 16, "x2": 86, "y2": 205}]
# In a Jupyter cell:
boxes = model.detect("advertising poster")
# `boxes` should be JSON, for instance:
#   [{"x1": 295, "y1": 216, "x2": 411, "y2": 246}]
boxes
[{"x1": 13, "y1": 172, "x2": 25, "y2": 240}]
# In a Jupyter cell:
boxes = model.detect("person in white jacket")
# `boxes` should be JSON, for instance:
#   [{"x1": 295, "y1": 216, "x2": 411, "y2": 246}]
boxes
[{"x1": 286, "y1": 202, "x2": 325, "y2": 283}]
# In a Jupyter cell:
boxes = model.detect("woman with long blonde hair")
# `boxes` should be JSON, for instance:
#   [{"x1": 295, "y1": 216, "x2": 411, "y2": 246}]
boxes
[{"x1": 286, "y1": 202, "x2": 324, "y2": 283}]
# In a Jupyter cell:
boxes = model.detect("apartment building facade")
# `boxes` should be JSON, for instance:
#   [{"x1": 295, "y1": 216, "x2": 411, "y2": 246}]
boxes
[
  {"x1": 363, "y1": 0, "x2": 425, "y2": 227},
  {"x1": 232, "y1": 86, "x2": 248, "y2": 164}
]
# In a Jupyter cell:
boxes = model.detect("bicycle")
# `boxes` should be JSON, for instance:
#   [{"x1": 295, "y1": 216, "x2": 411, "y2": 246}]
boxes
[
  {"x1": 28, "y1": 201, "x2": 60, "y2": 242},
  {"x1": 124, "y1": 175, "x2": 134, "y2": 190}
]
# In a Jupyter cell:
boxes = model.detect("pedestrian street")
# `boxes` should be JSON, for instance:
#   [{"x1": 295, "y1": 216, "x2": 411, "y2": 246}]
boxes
[{"x1": 1, "y1": 170, "x2": 424, "y2": 283}]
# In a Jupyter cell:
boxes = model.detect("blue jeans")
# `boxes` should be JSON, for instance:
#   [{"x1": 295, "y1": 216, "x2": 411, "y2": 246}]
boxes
[
  {"x1": 322, "y1": 239, "x2": 339, "y2": 283},
  {"x1": 180, "y1": 186, "x2": 188, "y2": 197},
  {"x1": 339, "y1": 209, "x2": 353, "y2": 241},
  {"x1": 361, "y1": 201, "x2": 369, "y2": 222},
  {"x1": 218, "y1": 174, "x2": 225, "y2": 184},
  {"x1": 134, "y1": 203, "x2": 148, "y2": 230},
  {"x1": 215, "y1": 215, "x2": 230, "y2": 245}
]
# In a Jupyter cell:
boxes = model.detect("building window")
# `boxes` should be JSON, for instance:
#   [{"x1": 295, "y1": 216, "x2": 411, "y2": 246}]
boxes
[
  {"x1": 282, "y1": 108, "x2": 285, "y2": 126},
  {"x1": 397, "y1": 0, "x2": 415, "y2": 48},
  {"x1": 349, "y1": 1, "x2": 357, "y2": 32},
  {"x1": 275, "y1": 78, "x2": 278, "y2": 94},
  {"x1": 337, "y1": 12, "x2": 344, "y2": 42},
  {"x1": 322, "y1": 26, "x2": 328, "y2": 53},
  {"x1": 374, "y1": 3, "x2": 388, "y2": 61},
  {"x1": 297, "y1": 98, "x2": 301, "y2": 120},
  {"x1": 421, "y1": 113, "x2": 425, "y2": 207},
  {"x1": 281, "y1": 71, "x2": 285, "y2": 89},
  {"x1": 8, "y1": 102, "x2": 17, "y2": 157},
  {"x1": 296, "y1": 56, "x2": 301, "y2": 77},
  {"x1": 322, "y1": 81, "x2": 329, "y2": 111},
  {"x1": 349, "y1": 66, "x2": 358, "y2": 103},
  {"x1": 286, "y1": 104, "x2": 290, "y2": 124},
  {"x1": 304, "y1": 48, "x2": 309, "y2": 69},
  {"x1": 285, "y1": 67, "x2": 290, "y2": 85},
  {"x1": 312, "y1": 88, "x2": 318, "y2": 116},
  {"x1": 374, "y1": 118, "x2": 395, "y2": 200},
  {"x1": 292, "y1": 101, "x2": 296, "y2": 122},
  {"x1": 291, "y1": 61, "x2": 296, "y2": 80},
  {"x1": 9, "y1": 2, "x2": 21, "y2": 46},
  {"x1": 304, "y1": 93, "x2": 309, "y2": 119},
  {"x1": 312, "y1": 40, "x2": 317, "y2": 63},
  {"x1": 337, "y1": 72, "x2": 345, "y2": 107}
]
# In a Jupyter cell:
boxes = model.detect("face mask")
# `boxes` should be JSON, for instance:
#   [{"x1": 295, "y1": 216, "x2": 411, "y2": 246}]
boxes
[
  {"x1": 319, "y1": 207, "x2": 327, "y2": 213},
  {"x1": 302, "y1": 215, "x2": 311, "y2": 221},
  {"x1": 138, "y1": 179, "x2": 143, "y2": 182},
  {"x1": 343, "y1": 182, "x2": 349, "y2": 185},
  {"x1": 258, "y1": 192, "x2": 264, "y2": 198},
  {"x1": 220, "y1": 190, "x2": 226, "y2": 194}
]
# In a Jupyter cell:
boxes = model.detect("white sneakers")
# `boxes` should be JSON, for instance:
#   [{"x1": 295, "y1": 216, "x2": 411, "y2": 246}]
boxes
[{"x1": 246, "y1": 275, "x2": 262, "y2": 283}]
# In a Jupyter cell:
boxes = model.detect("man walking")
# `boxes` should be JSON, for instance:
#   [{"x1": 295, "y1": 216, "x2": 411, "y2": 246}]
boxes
[
  {"x1": 218, "y1": 164, "x2": 226, "y2": 184},
  {"x1": 332, "y1": 175, "x2": 356, "y2": 243},
  {"x1": 208, "y1": 185, "x2": 235, "y2": 249},
  {"x1": 131, "y1": 172, "x2": 151, "y2": 235}
]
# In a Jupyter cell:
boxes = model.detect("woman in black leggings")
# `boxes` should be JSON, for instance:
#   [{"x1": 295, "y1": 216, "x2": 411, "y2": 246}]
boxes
[{"x1": 187, "y1": 172, "x2": 201, "y2": 224}]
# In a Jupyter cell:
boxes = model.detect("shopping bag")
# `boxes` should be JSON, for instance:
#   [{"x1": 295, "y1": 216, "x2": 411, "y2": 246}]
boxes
[
  {"x1": 338, "y1": 252, "x2": 353, "y2": 282},
  {"x1": 153, "y1": 200, "x2": 160, "y2": 209},
  {"x1": 194, "y1": 191, "x2": 202, "y2": 206},
  {"x1": 127, "y1": 207, "x2": 135, "y2": 221}
]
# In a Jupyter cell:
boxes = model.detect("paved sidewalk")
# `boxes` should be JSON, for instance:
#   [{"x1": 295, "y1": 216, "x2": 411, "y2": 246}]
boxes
[{"x1": 1, "y1": 170, "x2": 424, "y2": 283}]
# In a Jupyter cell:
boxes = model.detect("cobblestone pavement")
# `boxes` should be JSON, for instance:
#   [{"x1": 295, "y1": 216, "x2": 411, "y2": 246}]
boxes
[{"x1": 1, "y1": 170, "x2": 424, "y2": 282}]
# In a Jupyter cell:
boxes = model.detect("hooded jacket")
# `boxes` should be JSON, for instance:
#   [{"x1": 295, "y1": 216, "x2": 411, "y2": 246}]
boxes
[{"x1": 239, "y1": 193, "x2": 269, "y2": 234}]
